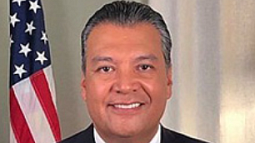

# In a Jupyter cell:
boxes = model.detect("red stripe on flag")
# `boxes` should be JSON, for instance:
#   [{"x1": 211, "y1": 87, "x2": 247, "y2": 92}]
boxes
[
  {"x1": 10, "y1": 88, "x2": 36, "y2": 143},
  {"x1": 30, "y1": 70, "x2": 61, "y2": 142}
]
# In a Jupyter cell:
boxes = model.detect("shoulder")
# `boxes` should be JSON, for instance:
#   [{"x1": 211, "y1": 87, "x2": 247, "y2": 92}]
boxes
[
  {"x1": 59, "y1": 124, "x2": 95, "y2": 143},
  {"x1": 161, "y1": 126, "x2": 210, "y2": 143}
]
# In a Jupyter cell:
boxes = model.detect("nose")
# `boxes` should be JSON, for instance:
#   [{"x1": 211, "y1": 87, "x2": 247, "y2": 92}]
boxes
[{"x1": 112, "y1": 69, "x2": 141, "y2": 95}]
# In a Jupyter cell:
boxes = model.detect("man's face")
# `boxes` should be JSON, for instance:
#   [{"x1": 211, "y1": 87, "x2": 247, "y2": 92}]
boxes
[{"x1": 82, "y1": 23, "x2": 172, "y2": 140}]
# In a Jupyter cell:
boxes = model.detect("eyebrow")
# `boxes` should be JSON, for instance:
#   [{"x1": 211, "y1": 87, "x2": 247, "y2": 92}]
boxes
[
  {"x1": 134, "y1": 54, "x2": 158, "y2": 62},
  {"x1": 91, "y1": 56, "x2": 113, "y2": 63},
  {"x1": 91, "y1": 54, "x2": 158, "y2": 63}
]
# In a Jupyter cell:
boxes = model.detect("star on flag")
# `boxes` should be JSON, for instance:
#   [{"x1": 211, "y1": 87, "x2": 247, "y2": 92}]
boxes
[
  {"x1": 12, "y1": 0, "x2": 26, "y2": 7},
  {"x1": 10, "y1": 35, "x2": 14, "y2": 45},
  {"x1": 29, "y1": 0, "x2": 41, "y2": 13},
  {"x1": 35, "y1": 51, "x2": 48, "y2": 65},
  {"x1": 41, "y1": 31, "x2": 48, "y2": 44},
  {"x1": 13, "y1": 64, "x2": 27, "y2": 78},
  {"x1": 10, "y1": 13, "x2": 20, "y2": 27},
  {"x1": 19, "y1": 43, "x2": 31, "y2": 57},
  {"x1": 25, "y1": 21, "x2": 36, "y2": 35}
]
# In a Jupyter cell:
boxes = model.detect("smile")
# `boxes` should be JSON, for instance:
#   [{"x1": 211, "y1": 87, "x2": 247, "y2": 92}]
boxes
[{"x1": 113, "y1": 103, "x2": 142, "y2": 109}]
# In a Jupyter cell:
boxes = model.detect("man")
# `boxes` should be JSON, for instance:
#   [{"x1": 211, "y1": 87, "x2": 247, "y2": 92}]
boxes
[{"x1": 61, "y1": 1, "x2": 208, "y2": 143}]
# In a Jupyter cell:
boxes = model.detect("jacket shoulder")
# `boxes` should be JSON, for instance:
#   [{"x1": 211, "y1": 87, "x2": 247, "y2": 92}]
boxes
[
  {"x1": 161, "y1": 126, "x2": 209, "y2": 143},
  {"x1": 59, "y1": 124, "x2": 95, "y2": 143}
]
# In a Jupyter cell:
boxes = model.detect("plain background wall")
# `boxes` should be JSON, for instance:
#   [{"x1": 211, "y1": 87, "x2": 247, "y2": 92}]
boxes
[{"x1": 0, "y1": 0, "x2": 9, "y2": 142}]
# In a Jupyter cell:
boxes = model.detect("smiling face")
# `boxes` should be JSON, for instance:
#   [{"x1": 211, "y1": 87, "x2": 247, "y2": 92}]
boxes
[{"x1": 82, "y1": 23, "x2": 172, "y2": 142}]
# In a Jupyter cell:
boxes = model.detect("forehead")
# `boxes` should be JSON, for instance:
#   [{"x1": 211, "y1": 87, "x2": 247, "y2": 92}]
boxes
[
  {"x1": 88, "y1": 22, "x2": 161, "y2": 43},
  {"x1": 86, "y1": 22, "x2": 163, "y2": 60}
]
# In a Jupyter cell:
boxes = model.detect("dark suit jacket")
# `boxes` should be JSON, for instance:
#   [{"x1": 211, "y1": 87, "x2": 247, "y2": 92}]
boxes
[{"x1": 60, "y1": 124, "x2": 209, "y2": 143}]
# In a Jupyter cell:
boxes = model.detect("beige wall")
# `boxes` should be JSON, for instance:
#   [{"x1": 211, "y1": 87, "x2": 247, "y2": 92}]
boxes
[
  {"x1": 220, "y1": 0, "x2": 255, "y2": 143},
  {"x1": 0, "y1": 0, "x2": 9, "y2": 142},
  {"x1": 150, "y1": 0, "x2": 255, "y2": 143}
]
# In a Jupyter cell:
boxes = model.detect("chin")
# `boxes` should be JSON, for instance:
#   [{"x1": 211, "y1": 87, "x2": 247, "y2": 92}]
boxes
[
  {"x1": 109, "y1": 123, "x2": 144, "y2": 138},
  {"x1": 111, "y1": 128, "x2": 139, "y2": 138}
]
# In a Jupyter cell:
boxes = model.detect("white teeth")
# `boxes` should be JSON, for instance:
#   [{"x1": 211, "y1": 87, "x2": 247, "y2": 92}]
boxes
[{"x1": 114, "y1": 103, "x2": 141, "y2": 109}]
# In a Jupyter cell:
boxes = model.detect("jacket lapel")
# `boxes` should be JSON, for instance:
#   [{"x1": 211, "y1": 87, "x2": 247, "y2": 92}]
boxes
[{"x1": 161, "y1": 125, "x2": 175, "y2": 143}]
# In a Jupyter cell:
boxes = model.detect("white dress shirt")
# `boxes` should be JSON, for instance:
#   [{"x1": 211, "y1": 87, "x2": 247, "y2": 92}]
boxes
[{"x1": 94, "y1": 125, "x2": 161, "y2": 143}]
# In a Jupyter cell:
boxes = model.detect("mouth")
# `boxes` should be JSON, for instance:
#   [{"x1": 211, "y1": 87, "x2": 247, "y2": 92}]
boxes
[
  {"x1": 113, "y1": 103, "x2": 142, "y2": 109},
  {"x1": 108, "y1": 102, "x2": 145, "y2": 115}
]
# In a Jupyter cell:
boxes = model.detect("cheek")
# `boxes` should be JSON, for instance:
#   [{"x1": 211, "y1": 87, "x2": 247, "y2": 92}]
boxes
[
  {"x1": 141, "y1": 75, "x2": 169, "y2": 100},
  {"x1": 85, "y1": 79, "x2": 111, "y2": 121},
  {"x1": 141, "y1": 79, "x2": 168, "y2": 121},
  {"x1": 86, "y1": 79, "x2": 107, "y2": 101},
  {"x1": 85, "y1": 76, "x2": 115, "y2": 109},
  {"x1": 85, "y1": 79, "x2": 107, "y2": 108}
]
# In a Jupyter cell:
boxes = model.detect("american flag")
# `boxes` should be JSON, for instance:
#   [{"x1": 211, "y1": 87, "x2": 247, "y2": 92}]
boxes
[{"x1": 10, "y1": 0, "x2": 61, "y2": 142}]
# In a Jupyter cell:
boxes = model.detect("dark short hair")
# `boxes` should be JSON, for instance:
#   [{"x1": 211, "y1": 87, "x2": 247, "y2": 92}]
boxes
[{"x1": 81, "y1": 0, "x2": 172, "y2": 73}]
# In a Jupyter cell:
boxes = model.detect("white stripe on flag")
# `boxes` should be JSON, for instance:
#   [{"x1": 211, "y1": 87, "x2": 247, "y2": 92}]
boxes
[
  {"x1": 12, "y1": 77, "x2": 55, "y2": 143},
  {"x1": 44, "y1": 66, "x2": 57, "y2": 107},
  {"x1": 10, "y1": 125, "x2": 17, "y2": 143}
]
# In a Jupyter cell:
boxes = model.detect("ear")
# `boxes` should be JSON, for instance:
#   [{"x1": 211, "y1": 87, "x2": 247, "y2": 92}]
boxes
[
  {"x1": 81, "y1": 75, "x2": 87, "y2": 101},
  {"x1": 166, "y1": 67, "x2": 172, "y2": 99}
]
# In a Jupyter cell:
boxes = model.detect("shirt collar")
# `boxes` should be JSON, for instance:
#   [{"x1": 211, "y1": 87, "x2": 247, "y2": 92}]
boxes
[
  {"x1": 94, "y1": 125, "x2": 161, "y2": 143},
  {"x1": 94, "y1": 127, "x2": 105, "y2": 143}
]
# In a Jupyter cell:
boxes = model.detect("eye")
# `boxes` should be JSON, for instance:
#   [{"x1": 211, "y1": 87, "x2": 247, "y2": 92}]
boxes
[
  {"x1": 97, "y1": 66, "x2": 114, "y2": 73},
  {"x1": 138, "y1": 64, "x2": 154, "y2": 71}
]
